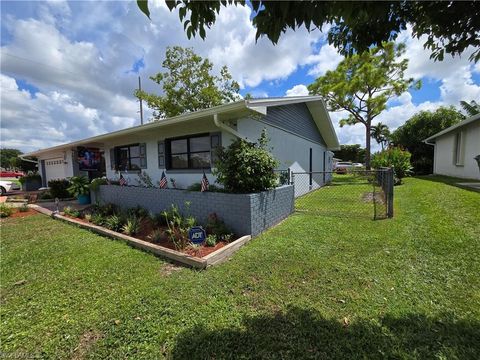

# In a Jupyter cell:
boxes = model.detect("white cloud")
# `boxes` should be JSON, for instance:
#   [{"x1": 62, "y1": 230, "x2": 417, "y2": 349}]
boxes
[
  {"x1": 305, "y1": 44, "x2": 343, "y2": 76},
  {"x1": 285, "y1": 85, "x2": 309, "y2": 97}
]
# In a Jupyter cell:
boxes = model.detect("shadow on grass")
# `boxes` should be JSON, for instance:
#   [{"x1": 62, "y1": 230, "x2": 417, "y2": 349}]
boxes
[
  {"x1": 170, "y1": 307, "x2": 479, "y2": 359},
  {"x1": 416, "y1": 175, "x2": 480, "y2": 193}
]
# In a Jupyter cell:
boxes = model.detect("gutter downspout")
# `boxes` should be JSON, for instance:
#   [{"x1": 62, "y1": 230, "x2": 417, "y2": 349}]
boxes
[{"x1": 213, "y1": 113, "x2": 246, "y2": 140}]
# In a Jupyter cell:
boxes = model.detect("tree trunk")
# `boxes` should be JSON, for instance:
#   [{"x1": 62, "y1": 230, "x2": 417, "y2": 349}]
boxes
[{"x1": 365, "y1": 123, "x2": 371, "y2": 170}]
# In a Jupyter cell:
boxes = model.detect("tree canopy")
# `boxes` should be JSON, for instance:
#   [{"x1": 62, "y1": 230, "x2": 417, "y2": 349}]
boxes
[
  {"x1": 137, "y1": 1, "x2": 480, "y2": 62},
  {"x1": 460, "y1": 100, "x2": 480, "y2": 117},
  {"x1": 391, "y1": 106, "x2": 464, "y2": 174},
  {"x1": 308, "y1": 42, "x2": 418, "y2": 169},
  {"x1": 333, "y1": 144, "x2": 366, "y2": 163},
  {"x1": 135, "y1": 46, "x2": 240, "y2": 119}
]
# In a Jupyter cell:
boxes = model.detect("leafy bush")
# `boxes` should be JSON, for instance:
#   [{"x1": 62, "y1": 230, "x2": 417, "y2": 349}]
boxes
[
  {"x1": 214, "y1": 129, "x2": 279, "y2": 193},
  {"x1": 0, "y1": 203, "x2": 13, "y2": 218},
  {"x1": 150, "y1": 212, "x2": 167, "y2": 227},
  {"x1": 18, "y1": 203, "x2": 29, "y2": 212},
  {"x1": 63, "y1": 206, "x2": 81, "y2": 218},
  {"x1": 127, "y1": 205, "x2": 149, "y2": 219},
  {"x1": 91, "y1": 203, "x2": 119, "y2": 217},
  {"x1": 90, "y1": 177, "x2": 108, "y2": 192},
  {"x1": 147, "y1": 229, "x2": 163, "y2": 244},
  {"x1": 371, "y1": 147, "x2": 413, "y2": 183},
  {"x1": 186, "y1": 182, "x2": 222, "y2": 192},
  {"x1": 48, "y1": 179, "x2": 70, "y2": 199},
  {"x1": 205, "y1": 234, "x2": 217, "y2": 247},
  {"x1": 84, "y1": 213, "x2": 92, "y2": 222},
  {"x1": 38, "y1": 191, "x2": 53, "y2": 200},
  {"x1": 18, "y1": 173, "x2": 41, "y2": 185},
  {"x1": 162, "y1": 203, "x2": 196, "y2": 250},
  {"x1": 67, "y1": 176, "x2": 90, "y2": 197},
  {"x1": 105, "y1": 214, "x2": 124, "y2": 232},
  {"x1": 91, "y1": 213, "x2": 106, "y2": 226},
  {"x1": 205, "y1": 213, "x2": 232, "y2": 239},
  {"x1": 136, "y1": 171, "x2": 154, "y2": 188},
  {"x1": 122, "y1": 217, "x2": 141, "y2": 236}
]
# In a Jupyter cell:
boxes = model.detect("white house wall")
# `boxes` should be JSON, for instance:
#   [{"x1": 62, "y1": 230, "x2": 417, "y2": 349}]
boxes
[
  {"x1": 104, "y1": 119, "x2": 226, "y2": 189},
  {"x1": 237, "y1": 117, "x2": 330, "y2": 197},
  {"x1": 434, "y1": 120, "x2": 480, "y2": 180}
]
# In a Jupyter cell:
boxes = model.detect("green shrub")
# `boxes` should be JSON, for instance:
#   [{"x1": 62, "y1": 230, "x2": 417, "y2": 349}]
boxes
[
  {"x1": 90, "y1": 177, "x2": 108, "y2": 192},
  {"x1": 147, "y1": 229, "x2": 163, "y2": 244},
  {"x1": 0, "y1": 204, "x2": 14, "y2": 218},
  {"x1": 205, "y1": 213, "x2": 232, "y2": 239},
  {"x1": 91, "y1": 213, "x2": 106, "y2": 226},
  {"x1": 48, "y1": 179, "x2": 70, "y2": 199},
  {"x1": 18, "y1": 173, "x2": 41, "y2": 185},
  {"x1": 127, "y1": 205, "x2": 149, "y2": 219},
  {"x1": 63, "y1": 206, "x2": 81, "y2": 218},
  {"x1": 214, "y1": 129, "x2": 279, "y2": 193},
  {"x1": 18, "y1": 203, "x2": 29, "y2": 212},
  {"x1": 162, "y1": 203, "x2": 196, "y2": 250},
  {"x1": 187, "y1": 182, "x2": 222, "y2": 192},
  {"x1": 91, "y1": 203, "x2": 119, "y2": 217},
  {"x1": 105, "y1": 214, "x2": 124, "y2": 232},
  {"x1": 38, "y1": 191, "x2": 53, "y2": 200},
  {"x1": 371, "y1": 147, "x2": 413, "y2": 183},
  {"x1": 67, "y1": 176, "x2": 90, "y2": 197},
  {"x1": 205, "y1": 234, "x2": 217, "y2": 247},
  {"x1": 122, "y1": 217, "x2": 141, "y2": 236}
]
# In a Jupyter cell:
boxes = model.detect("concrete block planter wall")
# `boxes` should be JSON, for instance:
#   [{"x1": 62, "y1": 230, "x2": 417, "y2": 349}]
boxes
[{"x1": 92, "y1": 185, "x2": 294, "y2": 237}]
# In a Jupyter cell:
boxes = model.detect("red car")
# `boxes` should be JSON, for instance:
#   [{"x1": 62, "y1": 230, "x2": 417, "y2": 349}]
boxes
[{"x1": 0, "y1": 170, "x2": 25, "y2": 178}]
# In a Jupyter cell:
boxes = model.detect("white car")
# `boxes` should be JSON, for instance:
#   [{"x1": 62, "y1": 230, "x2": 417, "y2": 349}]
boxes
[{"x1": 0, "y1": 180, "x2": 21, "y2": 195}]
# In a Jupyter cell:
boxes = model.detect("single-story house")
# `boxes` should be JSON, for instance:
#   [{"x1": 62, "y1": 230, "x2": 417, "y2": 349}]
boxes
[
  {"x1": 24, "y1": 96, "x2": 340, "y2": 189},
  {"x1": 424, "y1": 113, "x2": 480, "y2": 180}
]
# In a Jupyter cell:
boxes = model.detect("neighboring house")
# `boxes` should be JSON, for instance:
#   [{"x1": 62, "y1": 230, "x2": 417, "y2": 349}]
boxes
[
  {"x1": 24, "y1": 96, "x2": 340, "y2": 189},
  {"x1": 424, "y1": 113, "x2": 480, "y2": 180}
]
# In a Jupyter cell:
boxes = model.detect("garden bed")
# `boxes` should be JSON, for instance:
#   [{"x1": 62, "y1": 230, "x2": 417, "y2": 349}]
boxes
[{"x1": 30, "y1": 203, "x2": 252, "y2": 269}]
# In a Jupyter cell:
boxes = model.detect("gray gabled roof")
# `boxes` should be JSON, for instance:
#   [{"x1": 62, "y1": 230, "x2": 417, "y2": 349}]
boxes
[
  {"x1": 424, "y1": 113, "x2": 480, "y2": 142},
  {"x1": 24, "y1": 96, "x2": 339, "y2": 156}
]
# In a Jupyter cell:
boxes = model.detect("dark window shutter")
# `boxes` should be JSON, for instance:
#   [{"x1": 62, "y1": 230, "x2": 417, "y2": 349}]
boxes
[
  {"x1": 139, "y1": 143, "x2": 147, "y2": 169},
  {"x1": 210, "y1": 132, "x2": 221, "y2": 167},
  {"x1": 109, "y1": 148, "x2": 116, "y2": 170},
  {"x1": 158, "y1": 141, "x2": 165, "y2": 168}
]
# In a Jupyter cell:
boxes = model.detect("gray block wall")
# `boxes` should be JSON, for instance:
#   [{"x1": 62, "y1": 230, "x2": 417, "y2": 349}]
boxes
[{"x1": 93, "y1": 185, "x2": 294, "y2": 237}]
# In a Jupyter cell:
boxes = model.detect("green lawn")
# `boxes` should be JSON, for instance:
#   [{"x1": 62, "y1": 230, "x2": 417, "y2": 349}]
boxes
[{"x1": 1, "y1": 176, "x2": 479, "y2": 359}]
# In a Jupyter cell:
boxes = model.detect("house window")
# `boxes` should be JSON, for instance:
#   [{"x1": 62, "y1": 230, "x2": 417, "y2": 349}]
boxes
[
  {"x1": 167, "y1": 134, "x2": 211, "y2": 170},
  {"x1": 454, "y1": 131, "x2": 465, "y2": 166},
  {"x1": 114, "y1": 143, "x2": 146, "y2": 171}
]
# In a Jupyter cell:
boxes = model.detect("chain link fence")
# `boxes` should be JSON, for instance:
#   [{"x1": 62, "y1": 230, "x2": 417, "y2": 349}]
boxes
[{"x1": 291, "y1": 168, "x2": 394, "y2": 220}]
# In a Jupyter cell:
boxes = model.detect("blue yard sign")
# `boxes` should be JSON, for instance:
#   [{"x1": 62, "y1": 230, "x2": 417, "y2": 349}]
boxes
[{"x1": 189, "y1": 226, "x2": 206, "y2": 244}]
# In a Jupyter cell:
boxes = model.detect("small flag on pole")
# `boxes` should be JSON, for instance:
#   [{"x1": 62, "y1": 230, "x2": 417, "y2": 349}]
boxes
[
  {"x1": 119, "y1": 174, "x2": 127, "y2": 186},
  {"x1": 201, "y1": 172, "x2": 209, "y2": 192},
  {"x1": 170, "y1": 178, "x2": 177, "y2": 189},
  {"x1": 159, "y1": 171, "x2": 168, "y2": 189}
]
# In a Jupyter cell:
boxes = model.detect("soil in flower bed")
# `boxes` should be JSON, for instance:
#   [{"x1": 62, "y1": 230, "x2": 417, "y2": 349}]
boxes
[
  {"x1": 1, "y1": 208, "x2": 38, "y2": 219},
  {"x1": 63, "y1": 214, "x2": 229, "y2": 258}
]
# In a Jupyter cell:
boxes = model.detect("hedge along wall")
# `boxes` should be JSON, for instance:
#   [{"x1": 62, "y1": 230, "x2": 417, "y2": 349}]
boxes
[{"x1": 92, "y1": 185, "x2": 294, "y2": 237}]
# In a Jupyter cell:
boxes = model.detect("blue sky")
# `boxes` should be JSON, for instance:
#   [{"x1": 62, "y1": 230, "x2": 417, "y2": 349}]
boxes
[{"x1": 1, "y1": 0, "x2": 479, "y2": 152}]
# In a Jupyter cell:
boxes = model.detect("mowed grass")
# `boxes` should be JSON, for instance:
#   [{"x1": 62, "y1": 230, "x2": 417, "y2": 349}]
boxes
[{"x1": 1, "y1": 176, "x2": 479, "y2": 359}]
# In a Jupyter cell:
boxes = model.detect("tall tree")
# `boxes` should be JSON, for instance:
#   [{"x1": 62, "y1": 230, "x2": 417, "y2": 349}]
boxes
[
  {"x1": 391, "y1": 106, "x2": 464, "y2": 174},
  {"x1": 135, "y1": 46, "x2": 240, "y2": 119},
  {"x1": 138, "y1": 1, "x2": 480, "y2": 62},
  {"x1": 371, "y1": 122, "x2": 391, "y2": 150},
  {"x1": 333, "y1": 144, "x2": 366, "y2": 163},
  {"x1": 308, "y1": 42, "x2": 419, "y2": 169},
  {"x1": 0, "y1": 148, "x2": 22, "y2": 169},
  {"x1": 459, "y1": 100, "x2": 480, "y2": 117}
]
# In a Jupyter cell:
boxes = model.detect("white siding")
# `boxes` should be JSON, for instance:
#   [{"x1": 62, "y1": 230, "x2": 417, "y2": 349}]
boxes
[{"x1": 433, "y1": 120, "x2": 480, "y2": 180}]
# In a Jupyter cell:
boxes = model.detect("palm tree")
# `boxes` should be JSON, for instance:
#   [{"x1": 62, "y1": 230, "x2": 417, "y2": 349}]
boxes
[
  {"x1": 460, "y1": 100, "x2": 480, "y2": 116},
  {"x1": 371, "y1": 122, "x2": 391, "y2": 150}
]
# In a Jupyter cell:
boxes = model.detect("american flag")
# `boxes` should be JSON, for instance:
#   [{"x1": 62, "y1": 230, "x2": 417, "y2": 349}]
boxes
[
  {"x1": 119, "y1": 174, "x2": 127, "y2": 186},
  {"x1": 201, "y1": 172, "x2": 209, "y2": 192},
  {"x1": 159, "y1": 171, "x2": 168, "y2": 189},
  {"x1": 170, "y1": 178, "x2": 177, "y2": 189}
]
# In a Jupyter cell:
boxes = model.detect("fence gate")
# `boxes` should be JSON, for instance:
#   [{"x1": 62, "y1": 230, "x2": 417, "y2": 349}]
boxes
[{"x1": 291, "y1": 168, "x2": 394, "y2": 220}]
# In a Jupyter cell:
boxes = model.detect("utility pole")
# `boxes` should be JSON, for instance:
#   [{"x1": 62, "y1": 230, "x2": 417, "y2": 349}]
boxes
[{"x1": 138, "y1": 76, "x2": 144, "y2": 125}]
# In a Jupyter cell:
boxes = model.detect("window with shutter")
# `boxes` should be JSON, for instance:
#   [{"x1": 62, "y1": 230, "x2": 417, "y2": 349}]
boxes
[
  {"x1": 109, "y1": 148, "x2": 115, "y2": 170},
  {"x1": 158, "y1": 141, "x2": 165, "y2": 168},
  {"x1": 210, "y1": 132, "x2": 221, "y2": 167}
]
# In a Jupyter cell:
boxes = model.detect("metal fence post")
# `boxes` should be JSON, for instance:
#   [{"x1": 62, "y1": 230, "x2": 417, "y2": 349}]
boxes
[{"x1": 387, "y1": 168, "x2": 394, "y2": 218}]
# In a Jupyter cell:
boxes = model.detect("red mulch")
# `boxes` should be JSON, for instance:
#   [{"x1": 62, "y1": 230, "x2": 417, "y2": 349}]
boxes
[
  {"x1": 63, "y1": 215, "x2": 227, "y2": 258},
  {"x1": 5, "y1": 208, "x2": 39, "y2": 219}
]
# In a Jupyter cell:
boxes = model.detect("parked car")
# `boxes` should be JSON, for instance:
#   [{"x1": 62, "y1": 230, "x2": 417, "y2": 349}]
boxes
[
  {"x1": 334, "y1": 162, "x2": 353, "y2": 174},
  {"x1": 0, "y1": 180, "x2": 21, "y2": 195},
  {"x1": 352, "y1": 163, "x2": 364, "y2": 168},
  {"x1": 0, "y1": 170, "x2": 25, "y2": 178}
]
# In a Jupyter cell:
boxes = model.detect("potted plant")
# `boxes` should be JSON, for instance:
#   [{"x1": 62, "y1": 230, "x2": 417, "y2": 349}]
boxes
[{"x1": 67, "y1": 176, "x2": 91, "y2": 204}]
